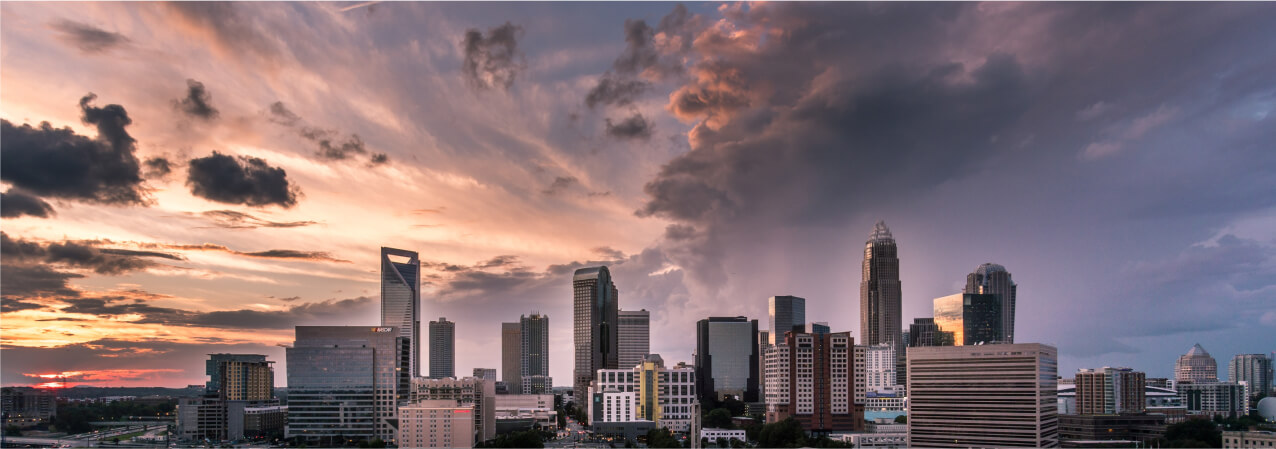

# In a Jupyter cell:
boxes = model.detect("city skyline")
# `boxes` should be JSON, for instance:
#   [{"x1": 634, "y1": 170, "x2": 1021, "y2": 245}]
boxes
[{"x1": 3, "y1": 2, "x2": 1275, "y2": 389}]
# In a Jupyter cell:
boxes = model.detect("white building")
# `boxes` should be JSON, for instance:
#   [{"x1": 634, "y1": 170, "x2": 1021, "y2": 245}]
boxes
[
  {"x1": 1176, "y1": 381, "x2": 1248, "y2": 418},
  {"x1": 398, "y1": 400, "x2": 474, "y2": 449},
  {"x1": 863, "y1": 344, "x2": 898, "y2": 394},
  {"x1": 701, "y1": 428, "x2": 746, "y2": 443},
  {"x1": 588, "y1": 354, "x2": 698, "y2": 432},
  {"x1": 831, "y1": 432, "x2": 907, "y2": 448}
]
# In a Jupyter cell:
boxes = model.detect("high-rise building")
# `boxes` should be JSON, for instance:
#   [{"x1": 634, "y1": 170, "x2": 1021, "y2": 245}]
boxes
[
  {"x1": 964, "y1": 263, "x2": 1018, "y2": 343},
  {"x1": 286, "y1": 326, "x2": 405, "y2": 444},
  {"x1": 1175, "y1": 343, "x2": 1218, "y2": 384},
  {"x1": 381, "y1": 247, "x2": 421, "y2": 378},
  {"x1": 409, "y1": 376, "x2": 496, "y2": 443},
  {"x1": 398, "y1": 400, "x2": 475, "y2": 448},
  {"x1": 618, "y1": 309, "x2": 651, "y2": 369},
  {"x1": 205, "y1": 354, "x2": 274, "y2": 401},
  {"x1": 520, "y1": 313, "x2": 552, "y2": 394},
  {"x1": 1, "y1": 388, "x2": 57, "y2": 427},
  {"x1": 589, "y1": 354, "x2": 699, "y2": 432},
  {"x1": 932, "y1": 293, "x2": 1003, "y2": 345},
  {"x1": 860, "y1": 221, "x2": 903, "y2": 386},
  {"x1": 473, "y1": 368, "x2": 497, "y2": 381},
  {"x1": 767, "y1": 296, "x2": 805, "y2": 345},
  {"x1": 1075, "y1": 367, "x2": 1146, "y2": 415},
  {"x1": 758, "y1": 331, "x2": 771, "y2": 401},
  {"x1": 1176, "y1": 382, "x2": 1248, "y2": 418},
  {"x1": 862, "y1": 344, "x2": 898, "y2": 394},
  {"x1": 429, "y1": 317, "x2": 455, "y2": 379},
  {"x1": 694, "y1": 317, "x2": 760, "y2": 403},
  {"x1": 805, "y1": 322, "x2": 831, "y2": 335},
  {"x1": 763, "y1": 331, "x2": 863, "y2": 434},
  {"x1": 906, "y1": 343, "x2": 1059, "y2": 447},
  {"x1": 178, "y1": 354, "x2": 283, "y2": 442},
  {"x1": 907, "y1": 318, "x2": 953, "y2": 347},
  {"x1": 574, "y1": 266, "x2": 619, "y2": 403},
  {"x1": 1229, "y1": 354, "x2": 1273, "y2": 401},
  {"x1": 501, "y1": 322, "x2": 521, "y2": 394}
]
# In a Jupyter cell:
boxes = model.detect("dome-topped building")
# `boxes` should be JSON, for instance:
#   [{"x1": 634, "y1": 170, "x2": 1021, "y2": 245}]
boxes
[
  {"x1": 1175, "y1": 343, "x2": 1219, "y2": 383},
  {"x1": 965, "y1": 263, "x2": 1017, "y2": 343}
]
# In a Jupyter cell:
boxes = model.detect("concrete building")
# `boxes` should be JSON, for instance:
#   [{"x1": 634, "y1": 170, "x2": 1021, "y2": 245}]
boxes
[
  {"x1": 1057, "y1": 384, "x2": 1185, "y2": 423},
  {"x1": 805, "y1": 322, "x2": 831, "y2": 335},
  {"x1": 1058, "y1": 414, "x2": 1166, "y2": 447},
  {"x1": 764, "y1": 331, "x2": 863, "y2": 434},
  {"x1": 381, "y1": 247, "x2": 421, "y2": 378},
  {"x1": 695, "y1": 316, "x2": 760, "y2": 403},
  {"x1": 178, "y1": 354, "x2": 281, "y2": 442},
  {"x1": 1175, "y1": 343, "x2": 1218, "y2": 384},
  {"x1": 906, "y1": 343, "x2": 1059, "y2": 448},
  {"x1": 520, "y1": 313, "x2": 552, "y2": 394},
  {"x1": 494, "y1": 393, "x2": 557, "y2": 431},
  {"x1": 861, "y1": 221, "x2": 904, "y2": 386},
  {"x1": 853, "y1": 344, "x2": 867, "y2": 405},
  {"x1": 206, "y1": 354, "x2": 274, "y2": 400},
  {"x1": 398, "y1": 400, "x2": 475, "y2": 449},
  {"x1": 964, "y1": 263, "x2": 1018, "y2": 343},
  {"x1": 286, "y1": 326, "x2": 406, "y2": 444},
  {"x1": 863, "y1": 391, "x2": 906, "y2": 412},
  {"x1": 1075, "y1": 367, "x2": 1145, "y2": 415},
  {"x1": 1225, "y1": 430, "x2": 1276, "y2": 448},
  {"x1": 832, "y1": 432, "x2": 907, "y2": 448},
  {"x1": 1, "y1": 387, "x2": 56, "y2": 428},
  {"x1": 862, "y1": 344, "x2": 898, "y2": 394},
  {"x1": 429, "y1": 317, "x2": 455, "y2": 379},
  {"x1": 619, "y1": 309, "x2": 651, "y2": 370},
  {"x1": 473, "y1": 368, "x2": 497, "y2": 381},
  {"x1": 767, "y1": 295, "x2": 805, "y2": 345},
  {"x1": 589, "y1": 354, "x2": 699, "y2": 433},
  {"x1": 932, "y1": 292, "x2": 1003, "y2": 345},
  {"x1": 410, "y1": 376, "x2": 496, "y2": 444},
  {"x1": 574, "y1": 266, "x2": 620, "y2": 403},
  {"x1": 501, "y1": 322, "x2": 521, "y2": 394},
  {"x1": 701, "y1": 428, "x2": 746, "y2": 444},
  {"x1": 1229, "y1": 354, "x2": 1273, "y2": 401},
  {"x1": 1176, "y1": 381, "x2": 1248, "y2": 418}
]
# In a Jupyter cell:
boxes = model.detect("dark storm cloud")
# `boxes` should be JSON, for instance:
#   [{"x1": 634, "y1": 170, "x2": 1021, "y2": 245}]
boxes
[
  {"x1": 604, "y1": 113, "x2": 653, "y2": 140},
  {"x1": 0, "y1": 95, "x2": 147, "y2": 205},
  {"x1": 174, "y1": 79, "x2": 219, "y2": 120},
  {"x1": 1, "y1": 232, "x2": 182, "y2": 276},
  {"x1": 1, "y1": 299, "x2": 48, "y2": 313},
  {"x1": 266, "y1": 101, "x2": 387, "y2": 164},
  {"x1": 196, "y1": 210, "x2": 317, "y2": 229},
  {"x1": 461, "y1": 22, "x2": 524, "y2": 90},
  {"x1": 541, "y1": 176, "x2": 578, "y2": 195},
  {"x1": 1, "y1": 188, "x2": 56, "y2": 219},
  {"x1": 143, "y1": 157, "x2": 173, "y2": 179},
  {"x1": 583, "y1": 4, "x2": 700, "y2": 109},
  {"x1": 0, "y1": 264, "x2": 83, "y2": 299},
  {"x1": 585, "y1": 75, "x2": 649, "y2": 109},
  {"x1": 186, "y1": 152, "x2": 299, "y2": 208},
  {"x1": 49, "y1": 19, "x2": 130, "y2": 53}
]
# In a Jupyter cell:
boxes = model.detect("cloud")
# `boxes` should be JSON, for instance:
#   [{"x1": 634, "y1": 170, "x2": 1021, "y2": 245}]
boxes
[
  {"x1": 143, "y1": 157, "x2": 173, "y2": 179},
  {"x1": 195, "y1": 210, "x2": 317, "y2": 229},
  {"x1": 1081, "y1": 105, "x2": 1180, "y2": 160},
  {"x1": 267, "y1": 102, "x2": 387, "y2": 164},
  {"x1": 173, "y1": 79, "x2": 219, "y2": 120},
  {"x1": 2, "y1": 188, "x2": 56, "y2": 219},
  {"x1": 605, "y1": 113, "x2": 653, "y2": 140},
  {"x1": 461, "y1": 22, "x2": 524, "y2": 90},
  {"x1": 591, "y1": 246, "x2": 626, "y2": 260},
  {"x1": 49, "y1": 19, "x2": 130, "y2": 54},
  {"x1": 163, "y1": 2, "x2": 280, "y2": 62},
  {"x1": 186, "y1": 152, "x2": 300, "y2": 208},
  {"x1": 0, "y1": 94, "x2": 147, "y2": 205},
  {"x1": 1, "y1": 232, "x2": 182, "y2": 276},
  {"x1": 541, "y1": 176, "x2": 578, "y2": 195},
  {"x1": 1076, "y1": 101, "x2": 1112, "y2": 121},
  {"x1": 585, "y1": 75, "x2": 650, "y2": 109},
  {"x1": 138, "y1": 241, "x2": 348, "y2": 263},
  {"x1": 55, "y1": 294, "x2": 375, "y2": 330},
  {"x1": 583, "y1": 4, "x2": 702, "y2": 109}
]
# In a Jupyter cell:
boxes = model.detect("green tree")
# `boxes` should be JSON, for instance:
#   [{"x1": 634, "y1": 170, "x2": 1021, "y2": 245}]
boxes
[
  {"x1": 1163, "y1": 418, "x2": 1222, "y2": 448},
  {"x1": 716, "y1": 437, "x2": 729, "y2": 448},
  {"x1": 704, "y1": 408, "x2": 734, "y2": 429},
  {"x1": 743, "y1": 421, "x2": 763, "y2": 442},
  {"x1": 477, "y1": 430, "x2": 545, "y2": 448},
  {"x1": 894, "y1": 415, "x2": 907, "y2": 424},
  {"x1": 757, "y1": 417, "x2": 807, "y2": 448},
  {"x1": 4, "y1": 425, "x2": 21, "y2": 437},
  {"x1": 721, "y1": 397, "x2": 747, "y2": 417},
  {"x1": 645, "y1": 428, "x2": 682, "y2": 448}
]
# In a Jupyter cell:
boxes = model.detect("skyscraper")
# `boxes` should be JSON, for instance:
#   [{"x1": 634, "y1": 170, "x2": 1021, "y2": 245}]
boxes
[
  {"x1": 965, "y1": 263, "x2": 1018, "y2": 343},
  {"x1": 430, "y1": 317, "x2": 455, "y2": 379},
  {"x1": 907, "y1": 317, "x2": 953, "y2": 347},
  {"x1": 763, "y1": 331, "x2": 863, "y2": 433},
  {"x1": 1175, "y1": 344, "x2": 1218, "y2": 384},
  {"x1": 767, "y1": 296, "x2": 805, "y2": 345},
  {"x1": 933, "y1": 293, "x2": 1004, "y2": 345},
  {"x1": 860, "y1": 221, "x2": 903, "y2": 385},
  {"x1": 286, "y1": 326, "x2": 403, "y2": 444},
  {"x1": 1075, "y1": 367, "x2": 1146, "y2": 415},
  {"x1": 574, "y1": 266, "x2": 619, "y2": 403},
  {"x1": 501, "y1": 322, "x2": 521, "y2": 394},
  {"x1": 694, "y1": 317, "x2": 760, "y2": 403},
  {"x1": 205, "y1": 354, "x2": 273, "y2": 400},
  {"x1": 1229, "y1": 354, "x2": 1272, "y2": 400},
  {"x1": 618, "y1": 309, "x2": 651, "y2": 369},
  {"x1": 520, "y1": 313, "x2": 552, "y2": 394},
  {"x1": 381, "y1": 247, "x2": 421, "y2": 378}
]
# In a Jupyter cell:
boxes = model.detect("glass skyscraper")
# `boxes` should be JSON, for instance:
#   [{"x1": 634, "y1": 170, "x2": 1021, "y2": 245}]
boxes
[
  {"x1": 861, "y1": 221, "x2": 903, "y2": 385},
  {"x1": 932, "y1": 293, "x2": 1003, "y2": 345},
  {"x1": 520, "y1": 313, "x2": 552, "y2": 393},
  {"x1": 501, "y1": 322, "x2": 521, "y2": 394},
  {"x1": 965, "y1": 263, "x2": 1018, "y2": 343},
  {"x1": 381, "y1": 247, "x2": 420, "y2": 378},
  {"x1": 695, "y1": 316, "x2": 760, "y2": 403},
  {"x1": 767, "y1": 295, "x2": 805, "y2": 345},
  {"x1": 286, "y1": 326, "x2": 404, "y2": 445},
  {"x1": 429, "y1": 317, "x2": 455, "y2": 379},
  {"x1": 618, "y1": 309, "x2": 650, "y2": 369},
  {"x1": 573, "y1": 266, "x2": 619, "y2": 403}
]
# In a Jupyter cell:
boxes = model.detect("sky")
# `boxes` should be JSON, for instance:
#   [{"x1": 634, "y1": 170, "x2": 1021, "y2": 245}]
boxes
[{"x1": 2, "y1": 2, "x2": 1274, "y2": 389}]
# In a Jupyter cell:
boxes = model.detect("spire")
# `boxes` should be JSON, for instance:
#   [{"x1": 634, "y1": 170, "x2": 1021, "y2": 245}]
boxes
[{"x1": 869, "y1": 220, "x2": 894, "y2": 243}]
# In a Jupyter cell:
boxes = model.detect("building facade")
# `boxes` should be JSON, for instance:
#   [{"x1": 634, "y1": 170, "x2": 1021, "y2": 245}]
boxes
[
  {"x1": 520, "y1": 313, "x2": 552, "y2": 394},
  {"x1": 863, "y1": 344, "x2": 898, "y2": 394},
  {"x1": 1, "y1": 387, "x2": 56, "y2": 428},
  {"x1": 619, "y1": 309, "x2": 651, "y2": 370},
  {"x1": 1176, "y1": 381, "x2": 1248, "y2": 418},
  {"x1": 695, "y1": 316, "x2": 760, "y2": 403},
  {"x1": 1075, "y1": 367, "x2": 1145, "y2": 415},
  {"x1": 286, "y1": 326, "x2": 405, "y2": 444},
  {"x1": 964, "y1": 263, "x2": 1018, "y2": 344},
  {"x1": 932, "y1": 292, "x2": 1003, "y2": 346},
  {"x1": 398, "y1": 400, "x2": 475, "y2": 449},
  {"x1": 1223, "y1": 430, "x2": 1276, "y2": 449},
  {"x1": 907, "y1": 343, "x2": 1059, "y2": 448},
  {"x1": 1175, "y1": 343, "x2": 1218, "y2": 384},
  {"x1": 473, "y1": 368, "x2": 497, "y2": 381},
  {"x1": 178, "y1": 354, "x2": 281, "y2": 442},
  {"x1": 1058, "y1": 414, "x2": 1166, "y2": 447},
  {"x1": 381, "y1": 247, "x2": 421, "y2": 378},
  {"x1": 409, "y1": 376, "x2": 496, "y2": 444},
  {"x1": 764, "y1": 331, "x2": 864, "y2": 434},
  {"x1": 574, "y1": 266, "x2": 620, "y2": 403},
  {"x1": 1229, "y1": 354, "x2": 1273, "y2": 401},
  {"x1": 429, "y1": 317, "x2": 455, "y2": 379},
  {"x1": 501, "y1": 322, "x2": 521, "y2": 394},
  {"x1": 767, "y1": 296, "x2": 805, "y2": 345},
  {"x1": 907, "y1": 317, "x2": 953, "y2": 347},
  {"x1": 589, "y1": 354, "x2": 699, "y2": 432}
]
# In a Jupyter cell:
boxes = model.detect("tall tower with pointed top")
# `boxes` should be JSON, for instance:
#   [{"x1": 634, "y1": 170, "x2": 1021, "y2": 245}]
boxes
[
  {"x1": 860, "y1": 221, "x2": 903, "y2": 383},
  {"x1": 382, "y1": 247, "x2": 421, "y2": 378}
]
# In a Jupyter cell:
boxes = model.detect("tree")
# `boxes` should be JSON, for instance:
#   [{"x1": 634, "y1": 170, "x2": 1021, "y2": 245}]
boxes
[
  {"x1": 757, "y1": 417, "x2": 807, "y2": 448},
  {"x1": 717, "y1": 437, "x2": 729, "y2": 448},
  {"x1": 894, "y1": 415, "x2": 907, "y2": 424},
  {"x1": 4, "y1": 425, "x2": 21, "y2": 437},
  {"x1": 705, "y1": 408, "x2": 734, "y2": 429},
  {"x1": 477, "y1": 430, "x2": 545, "y2": 448},
  {"x1": 625, "y1": 439, "x2": 637, "y2": 448},
  {"x1": 1163, "y1": 418, "x2": 1222, "y2": 448},
  {"x1": 721, "y1": 397, "x2": 747, "y2": 417},
  {"x1": 645, "y1": 428, "x2": 682, "y2": 448}
]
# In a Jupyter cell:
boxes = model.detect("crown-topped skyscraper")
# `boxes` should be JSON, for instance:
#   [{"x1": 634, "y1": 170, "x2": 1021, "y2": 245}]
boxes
[{"x1": 861, "y1": 221, "x2": 904, "y2": 384}]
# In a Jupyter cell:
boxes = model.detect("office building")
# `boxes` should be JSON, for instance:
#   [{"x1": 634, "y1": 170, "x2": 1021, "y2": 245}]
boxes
[
  {"x1": 381, "y1": 247, "x2": 421, "y2": 378},
  {"x1": 1229, "y1": 354, "x2": 1272, "y2": 400},
  {"x1": 501, "y1": 322, "x2": 521, "y2": 394},
  {"x1": 1146, "y1": 377, "x2": 1175, "y2": 389},
  {"x1": 862, "y1": 344, "x2": 898, "y2": 394},
  {"x1": 1058, "y1": 414, "x2": 1166, "y2": 447},
  {"x1": 907, "y1": 343, "x2": 1059, "y2": 447},
  {"x1": 1176, "y1": 381, "x2": 1248, "y2": 418},
  {"x1": 474, "y1": 368, "x2": 497, "y2": 381},
  {"x1": 410, "y1": 376, "x2": 496, "y2": 443},
  {"x1": 429, "y1": 317, "x2": 455, "y2": 379},
  {"x1": 286, "y1": 326, "x2": 405, "y2": 444},
  {"x1": 1, "y1": 387, "x2": 56, "y2": 428},
  {"x1": 206, "y1": 354, "x2": 274, "y2": 400},
  {"x1": 1225, "y1": 430, "x2": 1276, "y2": 448},
  {"x1": 1057, "y1": 384, "x2": 1185, "y2": 423},
  {"x1": 1075, "y1": 367, "x2": 1145, "y2": 415},
  {"x1": 964, "y1": 263, "x2": 1018, "y2": 343},
  {"x1": 907, "y1": 317, "x2": 953, "y2": 347},
  {"x1": 1175, "y1": 343, "x2": 1218, "y2": 383},
  {"x1": 701, "y1": 428, "x2": 746, "y2": 444},
  {"x1": 619, "y1": 309, "x2": 651, "y2": 369},
  {"x1": 589, "y1": 354, "x2": 699, "y2": 432},
  {"x1": 178, "y1": 354, "x2": 282, "y2": 442},
  {"x1": 695, "y1": 317, "x2": 760, "y2": 403},
  {"x1": 574, "y1": 266, "x2": 620, "y2": 403},
  {"x1": 398, "y1": 400, "x2": 475, "y2": 449},
  {"x1": 853, "y1": 345, "x2": 867, "y2": 404},
  {"x1": 764, "y1": 331, "x2": 863, "y2": 434},
  {"x1": 520, "y1": 313, "x2": 552, "y2": 394},
  {"x1": 805, "y1": 322, "x2": 831, "y2": 335},
  {"x1": 494, "y1": 394, "x2": 558, "y2": 432},
  {"x1": 861, "y1": 221, "x2": 903, "y2": 386},
  {"x1": 767, "y1": 296, "x2": 805, "y2": 345},
  {"x1": 932, "y1": 293, "x2": 1003, "y2": 345}
]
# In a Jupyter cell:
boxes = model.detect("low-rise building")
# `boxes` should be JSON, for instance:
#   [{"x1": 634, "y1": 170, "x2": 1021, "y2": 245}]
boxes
[
  {"x1": 398, "y1": 400, "x2": 475, "y2": 448},
  {"x1": 830, "y1": 432, "x2": 907, "y2": 448},
  {"x1": 1223, "y1": 430, "x2": 1276, "y2": 448},
  {"x1": 1058, "y1": 414, "x2": 1166, "y2": 447},
  {"x1": 1, "y1": 387, "x2": 57, "y2": 428},
  {"x1": 701, "y1": 428, "x2": 746, "y2": 443},
  {"x1": 494, "y1": 394, "x2": 557, "y2": 433},
  {"x1": 589, "y1": 354, "x2": 698, "y2": 433},
  {"x1": 410, "y1": 376, "x2": 496, "y2": 443}
]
